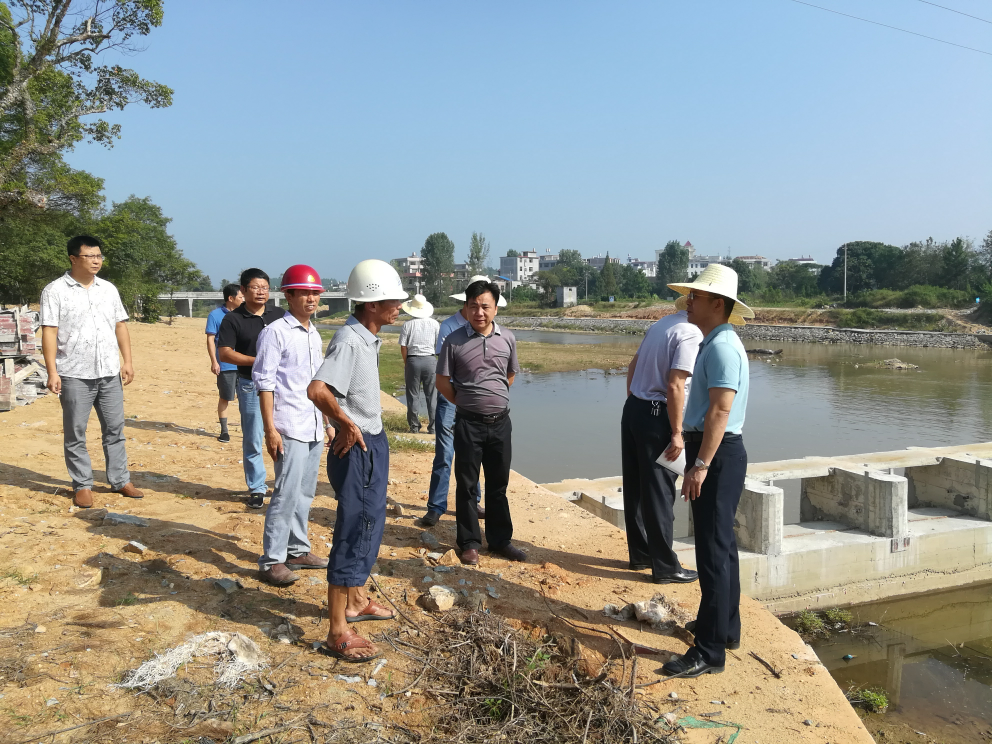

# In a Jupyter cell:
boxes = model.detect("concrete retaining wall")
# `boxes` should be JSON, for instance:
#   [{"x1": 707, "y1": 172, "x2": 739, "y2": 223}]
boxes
[
  {"x1": 907, "y1": 455, "x2": 992, "y2": 520},
  {"x1": 498, "y1": 316, "x2": 986, "y2": 348},
  {"x1": 801, "y1": 467, "x2": 908, "y2": 538}
]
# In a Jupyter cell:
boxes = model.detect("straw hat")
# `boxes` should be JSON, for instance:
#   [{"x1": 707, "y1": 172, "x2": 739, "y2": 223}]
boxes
[
  {"x1": 401, "y1": 294, "x2": 434, "y2": 318},
  {"x1": 667, "y1": 264, "x2": 755, "y2": 326},
  {"x1": 450, "y1": 275, "x2": 508, "y2": 307}
]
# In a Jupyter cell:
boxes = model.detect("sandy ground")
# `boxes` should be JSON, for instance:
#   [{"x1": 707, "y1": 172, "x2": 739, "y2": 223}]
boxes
[{"x1": 0, "y1": 318, "x2": 875, "y2": 743}]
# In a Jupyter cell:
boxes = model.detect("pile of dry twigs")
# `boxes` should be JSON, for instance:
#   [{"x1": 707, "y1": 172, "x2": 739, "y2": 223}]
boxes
[{"x1": 376, "y1": 609, "x2": 673, "y2": 744}]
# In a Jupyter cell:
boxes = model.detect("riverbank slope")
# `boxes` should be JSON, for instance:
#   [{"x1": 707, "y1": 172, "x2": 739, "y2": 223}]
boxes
[{"x1": 0, "y1": 318, "x2": 873, "y2": 743}]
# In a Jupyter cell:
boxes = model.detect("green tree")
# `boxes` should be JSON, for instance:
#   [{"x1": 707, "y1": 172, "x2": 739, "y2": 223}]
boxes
[
  {"x1": 535, "y1": 269, "x2": 561, "y2": 307},
  {"x1": 725, "y1": 258, "x2": 764, "y2": 295},
  {"x1": 939, "y1": 237, "x2": 974, "y2": 290},
  {"x1": 421, "y1": 232, "x2": 455, "y2": 304},
  {"x1": 818, "y1": 241, "x2": 901, "y2": 294},
  {"x1": 618, "y1": 263, "x2": 650, "y2": 298},
  {"x1": 598, "y1": 253, "x2": 618, "y2": 299},
  {"x1": 467, "y1": 232, "x2": 490, "y2": 276},
  {"x1": 0, "y1": 210, "x2": 78, "y2": 303},
  {"x1": 655, "y1": 240, "x2": 689, "y2": 297},
  {"x1": 768, "y1": 261, "x2": 820, "y2": 297},
  {"x1": 505, "y1": 249, "x2": 519, "y2": 258},
  {"x1": 978, "y1": 229, "x2": 992, "y2": 284},
  {"x1": 0, "y1": 1, "x2": 173, "y2": 214}
]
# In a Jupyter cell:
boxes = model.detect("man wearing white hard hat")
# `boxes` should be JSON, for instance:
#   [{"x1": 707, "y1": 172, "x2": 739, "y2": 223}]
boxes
[
  {"x1": 660, "y1": 263, "x2": 752, "y2": 680},
  {"x1": 417, "y1": 276, "x2": 496, "y2": 527},
  {"x1": 399, "y1": 295, "x2": 440, "y2": 434},
  {"x1": 307, "y1": 259, "x2": 407, "y2": 662}
]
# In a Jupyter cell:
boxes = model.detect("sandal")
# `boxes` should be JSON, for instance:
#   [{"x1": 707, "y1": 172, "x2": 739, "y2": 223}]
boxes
[
  {"x1": 346, "y1": 598, "x2": 397, "y2": 623},
  {"x1": 317, "y1": 629, "x2": 381, "y2": 663}
]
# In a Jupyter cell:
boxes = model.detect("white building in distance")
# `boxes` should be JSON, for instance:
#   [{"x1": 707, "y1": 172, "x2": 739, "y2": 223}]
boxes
[
  {"x1": 627, "y1": 256, "x2": 657, "y2": 278},
  {"x1": 499, "y1": 251, "x2": 540, "y2": 283},
  {"x1": 734, "y1": 255, "x2": 770, "y2": 271},
  {"x1": 585, "y1": 254, "x2": 621, "y2": 270}
]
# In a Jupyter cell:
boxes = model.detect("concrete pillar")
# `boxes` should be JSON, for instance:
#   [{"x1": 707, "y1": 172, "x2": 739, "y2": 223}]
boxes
[
  {"x1": 800, "y1": 467, "x2": 908, "y2": 538},
  {"x1": 886, "y1": 642, "x2": 905, "y2": 710},
  {"x1": 735, "y1": 480, "x2": 784, "y2": 555},
  {"x1": 174, "y1": 298, "x2": 193, "y2": 317},
  {"x1": 906, "y1": 456, "x2": 992, "y2": 520}
]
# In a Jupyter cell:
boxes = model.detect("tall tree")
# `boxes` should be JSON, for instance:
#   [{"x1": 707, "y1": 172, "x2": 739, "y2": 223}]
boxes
[
  {"x1": 979, "y1": 229, "x2": 992, "y2": 284},
  {"x1": 467, "y1": 232, "x2": 490, "y2": 276},
  {"x1": 618, "y1": 263, "x2": 650, "y2": 298},
  {"x1": 725, "y1": 258, "x2": 763, "y2": 295},
  {"x1": 421, "y1": 232, "x2": 455, "y2": 304},
  {"x1": 598, "y1": 253, "x2": 618, "y2": 299},
  {"x1": 655, "y1": 240, "x2": 689, "y2": 296},
  {"x1": 505, "y1": 249, "x2": 519, "y2": 258},
  {"x1": 0, "y1": 1, "x2": 172, "y2": 214},
  {"x1": 939, "y1": 237, "x2": 974, "y2": 290}
]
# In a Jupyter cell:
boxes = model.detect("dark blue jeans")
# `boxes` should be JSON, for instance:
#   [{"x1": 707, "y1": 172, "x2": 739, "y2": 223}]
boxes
[
  {"x1": 326, "y1": 430, "x2": 389, "y2": 587},
  {"x1": 687, "y1": 433, "x2": 747, "y2": 667}
]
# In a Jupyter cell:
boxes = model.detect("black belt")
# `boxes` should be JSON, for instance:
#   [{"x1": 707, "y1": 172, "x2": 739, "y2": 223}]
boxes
[
  {"x1": 456, "y1": 408, "x2": 510, "y2": 424},
  {"x1": 684, "y1": 431, "x2": 740, "y2": 443}
]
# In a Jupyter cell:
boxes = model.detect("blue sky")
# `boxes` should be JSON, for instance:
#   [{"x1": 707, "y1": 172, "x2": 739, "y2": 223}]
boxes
[{"x1": 65, "y1": 0, "x2": 992, "y2": 285}]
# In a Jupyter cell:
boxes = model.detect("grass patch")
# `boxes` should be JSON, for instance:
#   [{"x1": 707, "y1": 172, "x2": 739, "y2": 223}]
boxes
[
  {"x1": 117, "y1": 592, "x2": 139, "y2": 607},
  {"x1": 387, "y1": 434, "x2": 435, "y2": 452},
  {"x1": 829, "y1": 308, "x2": 947, "y2": 331},
  {"x1": 382, "y1": 411, "x2": 428, "y2": 433},
  {"x1": 794, "y1": 609, "x2": 827, "y2": 640},
  {"x1": 825, "y1": 607, "x2": 854, "y2": 627},
  {"x1": 1, "y1": 569, "x2": 37, "y2": 586},
  {"x1": 847, "y1": 686, "x2": 889, "y2": 713}
]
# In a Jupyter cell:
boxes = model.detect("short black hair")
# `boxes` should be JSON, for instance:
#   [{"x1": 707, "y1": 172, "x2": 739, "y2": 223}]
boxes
[
  {"x1": 718, "y1": 295, "x2": 735, "y2": 321},
  {"x1": 240, "y1": 268, "x2": 269, "y2": 289},
  {"x1": 464, "y1": 280, "x2": 500, "y2": 304},
  {"x1": 67, "y1": 235, "x2": 101, "y2": 257},
  {"x1": 223, "y1": 283, "x2": 241, "y2": 301}
]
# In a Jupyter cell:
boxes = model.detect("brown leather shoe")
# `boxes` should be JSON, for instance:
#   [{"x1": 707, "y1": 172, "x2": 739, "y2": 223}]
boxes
[
  {"x1": 286, "y1": 553, "x2": 328, "y2": 569},
  {"x1": 491, "y1": 543, "x2": 527, "y2": 562},
  {"x1": 73, "y1": 489, "x2": 94, "y2": 508},
  {"x1": 115, "y1": 483, "x2": 144, "y2": 499},
  {"x1": 260, "y1": 564, "x2": 300, "y2": 585},
  {"x1": 460, "y1": 548, "x2": 480, "y2": 566},
  {"x1": 477, "y1": 506, "x2": 486, "y2": 519}
]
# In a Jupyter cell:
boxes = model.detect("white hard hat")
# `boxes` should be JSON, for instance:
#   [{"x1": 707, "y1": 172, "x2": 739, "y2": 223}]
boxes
[{"x1": 346, "y1": 259, "x2": 409, "y2": 303}]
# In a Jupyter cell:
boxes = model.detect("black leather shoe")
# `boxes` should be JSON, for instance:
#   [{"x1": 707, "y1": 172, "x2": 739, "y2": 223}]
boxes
[
  {"x1": 418, "y1": 511, "x2": 440, "y2": 527},
  {"x1": 684, "y1": 621, "x2": 741, "y2": 650},
  {"x1": 661, "y1": 652, "x2": 724, "y2": 678},
  {"x1": 652, "y1": 568, "x2": 698, "y2": 584},
  {"x1": 477, "y1": 507, "x2": 486, "y2": 519},
  {"x1": 628, "y1": 562, "x2": 650, "y2": 571}
]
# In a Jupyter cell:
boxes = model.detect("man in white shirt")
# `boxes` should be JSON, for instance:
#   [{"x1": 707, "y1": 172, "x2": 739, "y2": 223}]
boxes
[
  {"x1": 40, "y1": 235, "x2": 143, "y2": 508},
  {"x1": 622, "y1": 301, "x2": 701, "y2": 584},
  {"x1": 398, "y1": 294, "x2": 440, "y2": 433}
]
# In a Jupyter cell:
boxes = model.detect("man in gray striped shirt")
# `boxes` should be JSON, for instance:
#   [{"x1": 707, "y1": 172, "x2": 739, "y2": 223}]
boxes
[{"x1": 399, "y1": 294, "x2": 440, "y2": 433}]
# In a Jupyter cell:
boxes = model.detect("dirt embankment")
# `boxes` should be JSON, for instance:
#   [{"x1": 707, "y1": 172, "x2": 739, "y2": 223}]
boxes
[{"x1": 0, "y1": 318, "x2": 873, "y2": 743}]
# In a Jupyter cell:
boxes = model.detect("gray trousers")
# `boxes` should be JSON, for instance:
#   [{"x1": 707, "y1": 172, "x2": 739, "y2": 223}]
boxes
[
  {"x1": 259, "y1": 435, "x2": 322, "y2": 570},
  {"x1": 60, "y1": 376, "x2": 130, "y2": 492},
  {"x1": 405, "y1": 355, "x2": 437, "y2": 432}
]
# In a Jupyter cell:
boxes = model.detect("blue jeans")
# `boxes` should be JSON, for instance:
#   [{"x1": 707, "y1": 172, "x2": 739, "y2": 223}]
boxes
[
  {"x1": 427, "y1": 395, "x2": 479, "y2": 516},
  {"x1": 237, "y1": 376, "x2": 267, "y2": 494}
]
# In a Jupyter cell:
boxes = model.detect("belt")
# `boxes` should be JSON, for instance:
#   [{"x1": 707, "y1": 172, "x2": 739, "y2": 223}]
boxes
[
  {"x1": 408, "y1": 354, "x2": 437, "y2": 358},
  {"x1": 684, "y1": 431, "x2": 740, "y2": 443},
  {"x1": 456, "y1": 407, "x2": 510, "y2": 424}
]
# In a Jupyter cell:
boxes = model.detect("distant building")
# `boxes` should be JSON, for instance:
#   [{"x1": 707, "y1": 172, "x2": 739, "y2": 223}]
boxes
[
  {"x1": 453, "y1": 263, "x2": 473, "y2": 284},
  {"x1": 655, "y1": 240, "x2": 696, "y2": 267},
  {"x1": 538, "y1": 250, "x2": 560, "y2": 271},
  {"x1": 688, "y1": 253, "x2": 730, "y2": 278},
  {"x1": 734, "y1": 255, "x2": 770, "y2": 271},
  {"x1": 585, "y1": 254, "x2": 621, "y2": 270},
  {"x1": 499, "y1": 250, "x2": 540, "y2": 283},
  {"x1": 392, "y1": 253, "x2": 423, "y2": 293},
  {"x1": 627, "y1": 256, "x2": 657, "y2": 278},
  {"x1": 786, "y1": 255, "x2": 817, "y2": 265}
]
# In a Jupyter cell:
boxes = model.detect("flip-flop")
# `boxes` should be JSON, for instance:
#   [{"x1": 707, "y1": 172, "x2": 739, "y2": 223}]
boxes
[
  {"x1": 346, "y1": 598, "x2": 397, "y2": 624},
  {"x1": 317, "y1": 630, "x2": 381, "y2": 663}
]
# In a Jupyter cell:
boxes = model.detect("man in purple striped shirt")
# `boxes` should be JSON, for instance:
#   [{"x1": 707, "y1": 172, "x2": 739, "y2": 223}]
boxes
[{"x1": 253, "y1": 265, "x2": 329, "y2": 585}]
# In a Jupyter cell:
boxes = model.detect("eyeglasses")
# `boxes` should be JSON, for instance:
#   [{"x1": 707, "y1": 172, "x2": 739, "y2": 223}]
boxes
[
  {"x1": 687, "y1": 290, "x2": 717, "y2": 301},
  {"x1": 78, "y1": 253, "x2": 104, "y2": 260}
]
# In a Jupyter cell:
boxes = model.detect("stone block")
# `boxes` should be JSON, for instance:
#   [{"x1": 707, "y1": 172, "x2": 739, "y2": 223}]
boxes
[
  {"x1": 906, "y1": 456, "x2": 992, "y2": 520},
  {"x1": 800, "y1": 467, "x2": 907, "y2": 537},
  {"x1": 735, "y1": 480, "x2": 783, "y2": 555}
]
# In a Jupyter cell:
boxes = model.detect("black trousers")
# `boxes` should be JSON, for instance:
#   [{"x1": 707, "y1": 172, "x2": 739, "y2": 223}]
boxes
[
  {"x1": 686, "y1": 434, "x2": 747, "y2": 667},
  {"x1": 621, "y1": 396, "x2": 683, "y2": 577},
  {"x1": 453, "y1": 414, "x2": 513, "y2": 551}
]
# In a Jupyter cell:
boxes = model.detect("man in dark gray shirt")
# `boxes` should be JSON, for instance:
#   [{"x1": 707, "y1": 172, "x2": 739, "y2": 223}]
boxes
[{"x1": 436, "y1": 280, "x2": 524, "y2": 566}]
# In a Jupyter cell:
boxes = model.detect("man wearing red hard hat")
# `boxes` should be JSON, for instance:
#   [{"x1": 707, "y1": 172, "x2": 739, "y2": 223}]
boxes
[{"x1": 252, "y1": 265, "x2": 329, "y2": 585}]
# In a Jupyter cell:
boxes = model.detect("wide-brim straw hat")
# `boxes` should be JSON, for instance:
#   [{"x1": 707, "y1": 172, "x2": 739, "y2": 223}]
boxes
[
  {"x1": 450, "y1": 275, "x2": 508, "y2": 307},
  {"x1": 668, "y1": 264, "x2": 755, "y2": 326},
  {"x1": 401, "y1": 294, "x2": 434, "y2": 318}
]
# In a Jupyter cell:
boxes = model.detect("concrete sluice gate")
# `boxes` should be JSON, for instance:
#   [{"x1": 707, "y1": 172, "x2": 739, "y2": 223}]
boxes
[{"x1": 541, "y1": 442, "x2": 992, "y2": 612}]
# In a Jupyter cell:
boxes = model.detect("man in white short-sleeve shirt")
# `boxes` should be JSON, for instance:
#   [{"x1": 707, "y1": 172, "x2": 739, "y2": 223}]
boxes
[
  {"x1": 621, "y1": 305, "x2": 702, "y2": 583},
  {"x1": 39, "y1": 235, "x2": 143, "y2": 508}
]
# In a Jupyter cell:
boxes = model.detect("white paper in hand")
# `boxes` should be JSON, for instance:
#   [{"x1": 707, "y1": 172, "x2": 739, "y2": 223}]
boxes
[{"x1": 656, "y1": 442, "x2": 686, "y2": 476}]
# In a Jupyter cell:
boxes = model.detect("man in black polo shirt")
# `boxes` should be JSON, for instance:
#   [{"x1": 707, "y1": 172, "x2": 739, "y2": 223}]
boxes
[
  {"x1": 216, "y1": 268, "x2": 284, "y2": 508},
  {"x1": 435, "y1": 280, "x2": 524, "y2": 566}
]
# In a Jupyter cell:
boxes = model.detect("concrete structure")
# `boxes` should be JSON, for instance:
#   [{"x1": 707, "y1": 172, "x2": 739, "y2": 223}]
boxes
[
  {"x1": 687, "y1": 253, "x2": 730, "y2": 278},
  {"x1": 157, "y1": 291, "x2": 350, "y2": 317},
  {"x1": 499, "y1": 251, "x2": 540, "y2": 283},
  {"x1": 392, "y1": 254, "x2": 424, "y2": 294},
  {"x1": 543, "y1": 442, "x2": 992, "y2": 611},
  {"x1": 555, "y1": 286, "x2": 577, "y2": 308}
]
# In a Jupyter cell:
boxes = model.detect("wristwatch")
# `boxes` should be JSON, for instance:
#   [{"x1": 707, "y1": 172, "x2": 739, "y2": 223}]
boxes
[{"x1": 694, "y1": 457, "x2": 710, "y2": 471}]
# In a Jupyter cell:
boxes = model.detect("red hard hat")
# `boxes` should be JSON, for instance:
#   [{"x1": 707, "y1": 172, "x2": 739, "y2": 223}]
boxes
[{"x1": 281, "y1": 264, "x2": 322, "y2": 291}]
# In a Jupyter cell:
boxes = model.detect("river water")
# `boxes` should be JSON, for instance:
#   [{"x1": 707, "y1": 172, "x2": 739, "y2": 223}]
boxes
[{"x1": 809, "y1": 581, "x2": 992, "y2": 743}]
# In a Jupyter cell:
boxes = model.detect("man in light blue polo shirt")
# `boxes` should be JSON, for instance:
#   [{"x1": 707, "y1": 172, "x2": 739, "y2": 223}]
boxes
[
  {"x1": 205, "y1": 284, "x2": 243, "y2": 442},
  {"x1": 661, "y1": 264, "x2": 754, "y2": 680}
]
